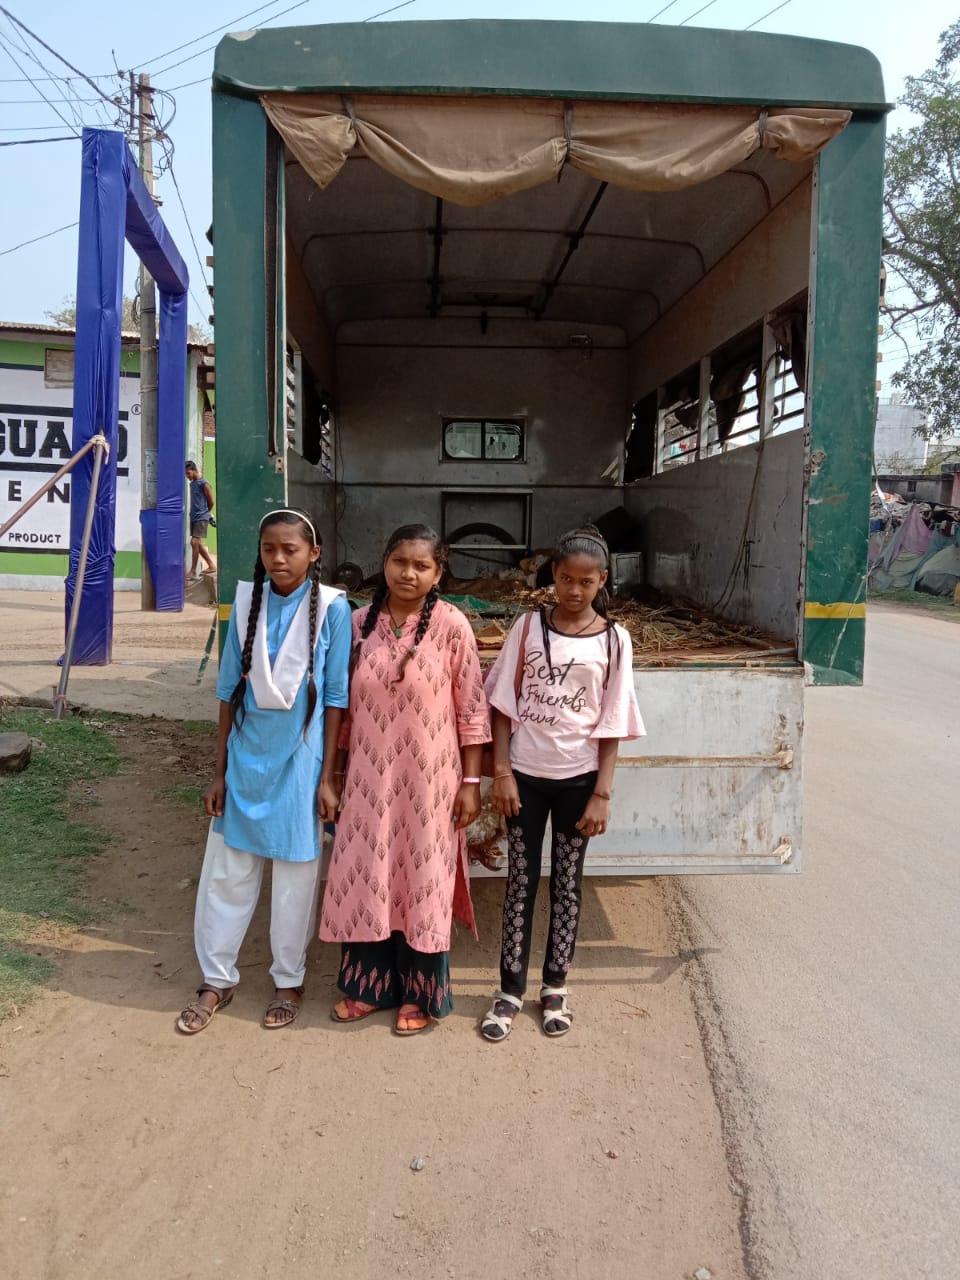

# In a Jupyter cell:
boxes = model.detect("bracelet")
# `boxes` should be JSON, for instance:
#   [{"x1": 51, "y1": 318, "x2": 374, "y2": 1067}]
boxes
[
  {"x1": 494, "y1": 771, "x2": 514, "y2": 780},
  {"x1": 462, "y1": 776, "x2": 481, "y2": 785},
  {"x1": 592, "y1": 790, "x2": 612, "y2": 801}
]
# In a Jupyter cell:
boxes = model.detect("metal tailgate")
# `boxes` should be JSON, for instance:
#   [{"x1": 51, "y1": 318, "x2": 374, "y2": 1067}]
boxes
[{"x1": 585, "y1": 666, "x2": 804, "y2": 875}]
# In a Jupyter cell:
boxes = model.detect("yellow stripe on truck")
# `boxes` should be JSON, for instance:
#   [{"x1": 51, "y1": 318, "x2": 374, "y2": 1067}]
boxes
[{"x1": 804, "y1": 602, "x2": 867, "y2": 619}]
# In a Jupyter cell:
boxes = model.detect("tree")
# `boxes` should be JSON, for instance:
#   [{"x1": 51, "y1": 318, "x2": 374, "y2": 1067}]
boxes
[
  {"x1": 46, "y1": 295, "x2": 211, "y2": 346},
  {"x1": 883, "y1": 21, "x2": 960, "y2": 440},
  {"x1": 46, "y1": 295, "x2": 139, "y2": 332}
]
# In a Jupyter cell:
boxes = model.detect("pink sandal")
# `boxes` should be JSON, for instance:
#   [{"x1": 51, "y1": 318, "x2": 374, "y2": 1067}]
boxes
[{"x1": 330, "y1": 998, "x2": 379, "y2": 1023}]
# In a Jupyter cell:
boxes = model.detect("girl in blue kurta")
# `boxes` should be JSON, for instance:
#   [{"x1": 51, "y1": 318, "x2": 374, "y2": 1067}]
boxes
[{"x1": 177, "y1": 510, "x2": 351, "y2": 1034}]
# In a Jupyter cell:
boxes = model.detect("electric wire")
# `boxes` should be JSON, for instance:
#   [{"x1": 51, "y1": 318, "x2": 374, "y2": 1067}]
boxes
[
  {"x1": 0, "y1": 121, "x2": 78, "y2": 129},
  {"x1": 744, "y1": 1, "x2": 792, "y2": 30},
  {"x1": 131, "y1": 0, "x2": 291, "y2": 71},
  {"x1": 0, "y1": 29, "x2": 79, "y2": 134},
  {"x1": 166, "y1": 154, "x2": 212, "y2": 290},
  {"x1": 0, "y1": 5, "x2": 120, "y2": 107},
  {"x1": 163, "y1": 76, "x2": 209, "y2": 92},
  {"x1": 679, "y1": 0, "x2": 720, "y2": 23},
  {"x1": 150, "y1": 0, "x2": 416, "y2": 82},
  {"x1": 646, "y1": 1, "x2": 682, "y2": 20},
  {"x1": 0, "y1": 219, "x2": 79, "y2": 256},
  {"x1": 0, "y1": 71, "x2": 112, "y2": 82},
  {"x1": 0, "y1": 91, "x2": 105, "y2": 104},
  {"x1": 0, "y1": 18, "x2": 113, "y2": 130},
  {"x1": 149, "y1": 0, "x2": 318, "y2": 78},
  {"x1": 363, "y1": 1, "x2": 416, "y2": 19},
  {"x1": 0, "y1": 133, "x2": 77, "y2": 144}
]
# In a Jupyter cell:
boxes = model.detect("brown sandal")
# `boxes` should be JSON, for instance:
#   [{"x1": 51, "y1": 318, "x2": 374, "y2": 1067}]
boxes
[
  {"x1": 394, "y1": 1003, "x2": 432, "y2": 1037},
  {"x1": 330, "y1": 997, "x2": 379, "y2": 1023},
  {"x1": 263, "y1": 986, "x2": 305, "y2": 1030},
  {"x1": 176, "y1": 985, "x2": 234, "y2": 1035}
]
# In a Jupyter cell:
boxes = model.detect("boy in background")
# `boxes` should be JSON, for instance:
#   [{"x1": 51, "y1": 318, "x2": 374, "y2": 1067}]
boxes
[{"x1": 185, "y1": 460, "x2": 216, "y2": 582}]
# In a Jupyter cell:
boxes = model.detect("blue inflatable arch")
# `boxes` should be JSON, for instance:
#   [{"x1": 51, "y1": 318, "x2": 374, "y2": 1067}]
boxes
[{"x1": 68, "y1": 128, "x2": 190, "y2": 664}]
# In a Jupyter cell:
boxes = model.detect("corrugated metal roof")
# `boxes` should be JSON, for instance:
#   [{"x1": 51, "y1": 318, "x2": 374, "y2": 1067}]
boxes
[{"x1": 0, "y1": 320, "x2": 205, "y2": 347}]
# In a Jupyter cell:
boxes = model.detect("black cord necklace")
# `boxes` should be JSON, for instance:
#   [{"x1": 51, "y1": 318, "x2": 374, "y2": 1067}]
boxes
[{"x1": 550, "y1": 605, "x2": 600, "y2": 636}]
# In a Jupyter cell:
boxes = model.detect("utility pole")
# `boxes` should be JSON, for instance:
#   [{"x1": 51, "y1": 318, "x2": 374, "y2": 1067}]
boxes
[{"x1": 137, "y1": 72, "x2": 158, "y2": 610}]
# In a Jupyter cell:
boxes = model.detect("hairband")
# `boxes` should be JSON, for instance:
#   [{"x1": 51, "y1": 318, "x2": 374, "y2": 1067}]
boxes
[
  {"x1": 259, "y1": 508, "x2": 319, "y2": 546},
  {"x1": 562, "y1": 530, "x2": 608, "y2": 551}
]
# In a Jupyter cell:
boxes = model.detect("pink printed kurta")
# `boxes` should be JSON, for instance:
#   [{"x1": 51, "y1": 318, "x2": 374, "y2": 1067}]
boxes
[{"x1": 319, "y1": 600, "x2": 490, "y2": 954}]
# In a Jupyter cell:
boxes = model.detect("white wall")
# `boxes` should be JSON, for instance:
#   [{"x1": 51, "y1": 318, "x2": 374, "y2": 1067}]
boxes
[{"x1": 873, "y1": 402, "x2": 928, "y2": 470}]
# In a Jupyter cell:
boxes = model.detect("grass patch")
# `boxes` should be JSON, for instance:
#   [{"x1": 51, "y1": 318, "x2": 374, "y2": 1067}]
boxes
[
  {"x1": 869, "y1": 588, "x2": 960, "y2": 622},
  {"x1": 0, "y1": 951, "x2": 56, "y2": 1010},
  {"x1": 157, "y1": 782, "x2": 204, "y2": 809},
  {"x1": 0, "y1": 707, "x2": 119, "y2": 1016},
  {"x1": 181, "y1": 719, "x2": 217, "y2": 736}
]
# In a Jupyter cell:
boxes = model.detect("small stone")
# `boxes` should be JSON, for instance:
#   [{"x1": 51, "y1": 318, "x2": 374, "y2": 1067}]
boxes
[
  {"x1": 606, "y1": 1149, "x2": 619, "y2": 1159},
  {"x1": 693, "y1": 1268, "x2": 713, "y2": 1280},
  {"x1": 393, "y1": 1209, "x2": 406, "y2": 1219},
  {"x1": 409, "y1": 1156, "x2": 425, "y2": 1172},
  {"x1": 0, "y1": 733, "x2": 32, "y2": 774}
]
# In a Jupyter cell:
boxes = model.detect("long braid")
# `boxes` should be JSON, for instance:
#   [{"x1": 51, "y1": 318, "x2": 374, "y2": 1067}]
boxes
[
  {"x1": 394, "y1": 583, "x2": 440, "y2": 684},
  {"x1": 303, "y1": 558, "x2": 322, "y2": 737},
  {"x1": 352, "y1": 578, "x2": 388, "y2": 673},
  {"x1": 539, "y1": 604, "x2": 552, "y2": 682},
  {"x1": 229, "y1": 556, "x2": 266, "y2": 731},
  {"x1": 589, "y1": 575, "x2": 620, "y2": 690}
]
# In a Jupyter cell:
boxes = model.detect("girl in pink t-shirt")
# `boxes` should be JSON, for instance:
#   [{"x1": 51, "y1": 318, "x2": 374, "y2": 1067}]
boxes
[{"x1": 480, "y1": 526, "x2": 645, "y2": 1042}]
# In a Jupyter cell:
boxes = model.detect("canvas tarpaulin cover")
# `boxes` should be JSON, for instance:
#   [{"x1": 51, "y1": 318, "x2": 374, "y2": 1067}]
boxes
[
  {"x1": 260, "y1": 93, "x2": 851, "y2": 206},
  {"x1": 69, "y1": 129, "x2": 189, "y2": 664}
]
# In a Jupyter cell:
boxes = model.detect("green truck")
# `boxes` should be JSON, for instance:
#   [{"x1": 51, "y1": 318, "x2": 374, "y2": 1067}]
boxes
[{"x1": 208, "y1": 19, "x2": 886, "y2": 874}]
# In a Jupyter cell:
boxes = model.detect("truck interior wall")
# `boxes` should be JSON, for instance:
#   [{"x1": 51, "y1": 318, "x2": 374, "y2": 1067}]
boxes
[
  {"x1": 621, "y1": 177, "x2": 812, "y2": 637},
  {"x1": 313, "y1": 320, "x2": 628, "y2": 575},
  {"x1": 624, "y1": 430, "x2": 804, "y2": 638},
  {"x1": 287, "y1": 450, "x2": 337, "y2": 575},
  {"x1": 627, "y1": 178, "x2": 812, "y2": 401},
  {"x1": 285, "y1": 239, "x2": 337, "y2": 393}
]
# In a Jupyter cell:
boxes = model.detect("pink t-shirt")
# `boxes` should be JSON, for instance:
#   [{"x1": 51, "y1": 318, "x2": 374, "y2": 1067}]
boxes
[{"x1": 484, "y1": 610, "x2": 646, "y2": 780}]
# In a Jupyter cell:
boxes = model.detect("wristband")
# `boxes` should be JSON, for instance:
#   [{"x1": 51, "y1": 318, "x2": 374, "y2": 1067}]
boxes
[
  {"x1": 462, "y1": 776, "x2": 481, "y2": 785},
  {"x1": 592, "y1": 790, "x2": 611, "y2": 801},
  {"x1": 495, "y1": 771, "x2": 514, "y2": 780}
]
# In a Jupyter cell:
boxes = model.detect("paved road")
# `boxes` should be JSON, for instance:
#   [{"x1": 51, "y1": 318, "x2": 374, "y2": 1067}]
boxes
[{"x1": 671, "y1": 604, "x2": 959, "y2": 1279}]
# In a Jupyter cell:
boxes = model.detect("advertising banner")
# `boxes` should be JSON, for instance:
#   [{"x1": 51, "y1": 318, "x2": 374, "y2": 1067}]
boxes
[{"x1": 0, "y1": 367, "x2": 141, "y2": 560}]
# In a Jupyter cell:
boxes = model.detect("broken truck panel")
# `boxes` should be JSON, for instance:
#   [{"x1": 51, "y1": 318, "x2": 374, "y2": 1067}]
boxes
[{"x1": 208, "y1": 19, "x2": 888, "y2": 873}]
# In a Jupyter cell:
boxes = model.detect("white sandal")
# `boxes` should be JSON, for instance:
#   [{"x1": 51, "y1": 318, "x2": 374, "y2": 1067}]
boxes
[
  {"x1": 480, "y1": 991, "x2": 522, "y2": 1042},
  {"x1": 540, "y1": 986, "x2": 573, "y2": 1037}
]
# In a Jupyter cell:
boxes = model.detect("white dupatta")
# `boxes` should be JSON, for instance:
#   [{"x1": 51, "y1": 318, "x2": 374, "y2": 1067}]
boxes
[{"x1": 233, "y1": 579, "x2": 344, "y2": 710}]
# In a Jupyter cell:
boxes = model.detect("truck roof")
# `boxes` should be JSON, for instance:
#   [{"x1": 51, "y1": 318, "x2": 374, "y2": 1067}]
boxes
[{"x1": 213, "y1": 18, "x2": 887, "y2": 112}]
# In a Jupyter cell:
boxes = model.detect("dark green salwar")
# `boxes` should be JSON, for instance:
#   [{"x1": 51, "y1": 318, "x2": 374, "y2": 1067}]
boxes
[{"x1": 338, "y1": 932, "x2": 453, "y2": 1018}]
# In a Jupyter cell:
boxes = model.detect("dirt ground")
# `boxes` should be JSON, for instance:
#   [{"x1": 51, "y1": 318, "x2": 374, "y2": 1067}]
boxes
[
  {"x1": 0, "y1": 711, "x2": 748, "y2": 1280},
  {"x1": 0, "y1": 588, "x2": 221, "y2": 720}
]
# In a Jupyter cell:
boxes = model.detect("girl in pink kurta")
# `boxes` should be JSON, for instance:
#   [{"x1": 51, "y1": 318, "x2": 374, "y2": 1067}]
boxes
[{"x1": 320, "y1": 525, "x2": 490, "y2": 1035}]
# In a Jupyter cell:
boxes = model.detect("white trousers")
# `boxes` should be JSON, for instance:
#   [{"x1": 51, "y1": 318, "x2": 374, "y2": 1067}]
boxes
[{"x1": 194, "y1": 827, "x2": 322, "y2": 991}]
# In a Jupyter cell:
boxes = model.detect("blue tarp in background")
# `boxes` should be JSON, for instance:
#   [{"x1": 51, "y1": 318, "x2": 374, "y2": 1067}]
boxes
[{"x1": 67, "y1": 128, "x2": 189, "y2": 664}]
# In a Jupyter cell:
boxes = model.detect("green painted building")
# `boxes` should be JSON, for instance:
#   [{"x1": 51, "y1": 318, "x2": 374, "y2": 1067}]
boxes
[{"x1": 0, "y1": 323, "x2": 214, "y2": 589}]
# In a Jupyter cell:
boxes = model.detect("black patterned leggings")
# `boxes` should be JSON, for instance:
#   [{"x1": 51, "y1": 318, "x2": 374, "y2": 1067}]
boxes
[{"x1": 499, "y1": 769, "x2": 597, "y2": 998}]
